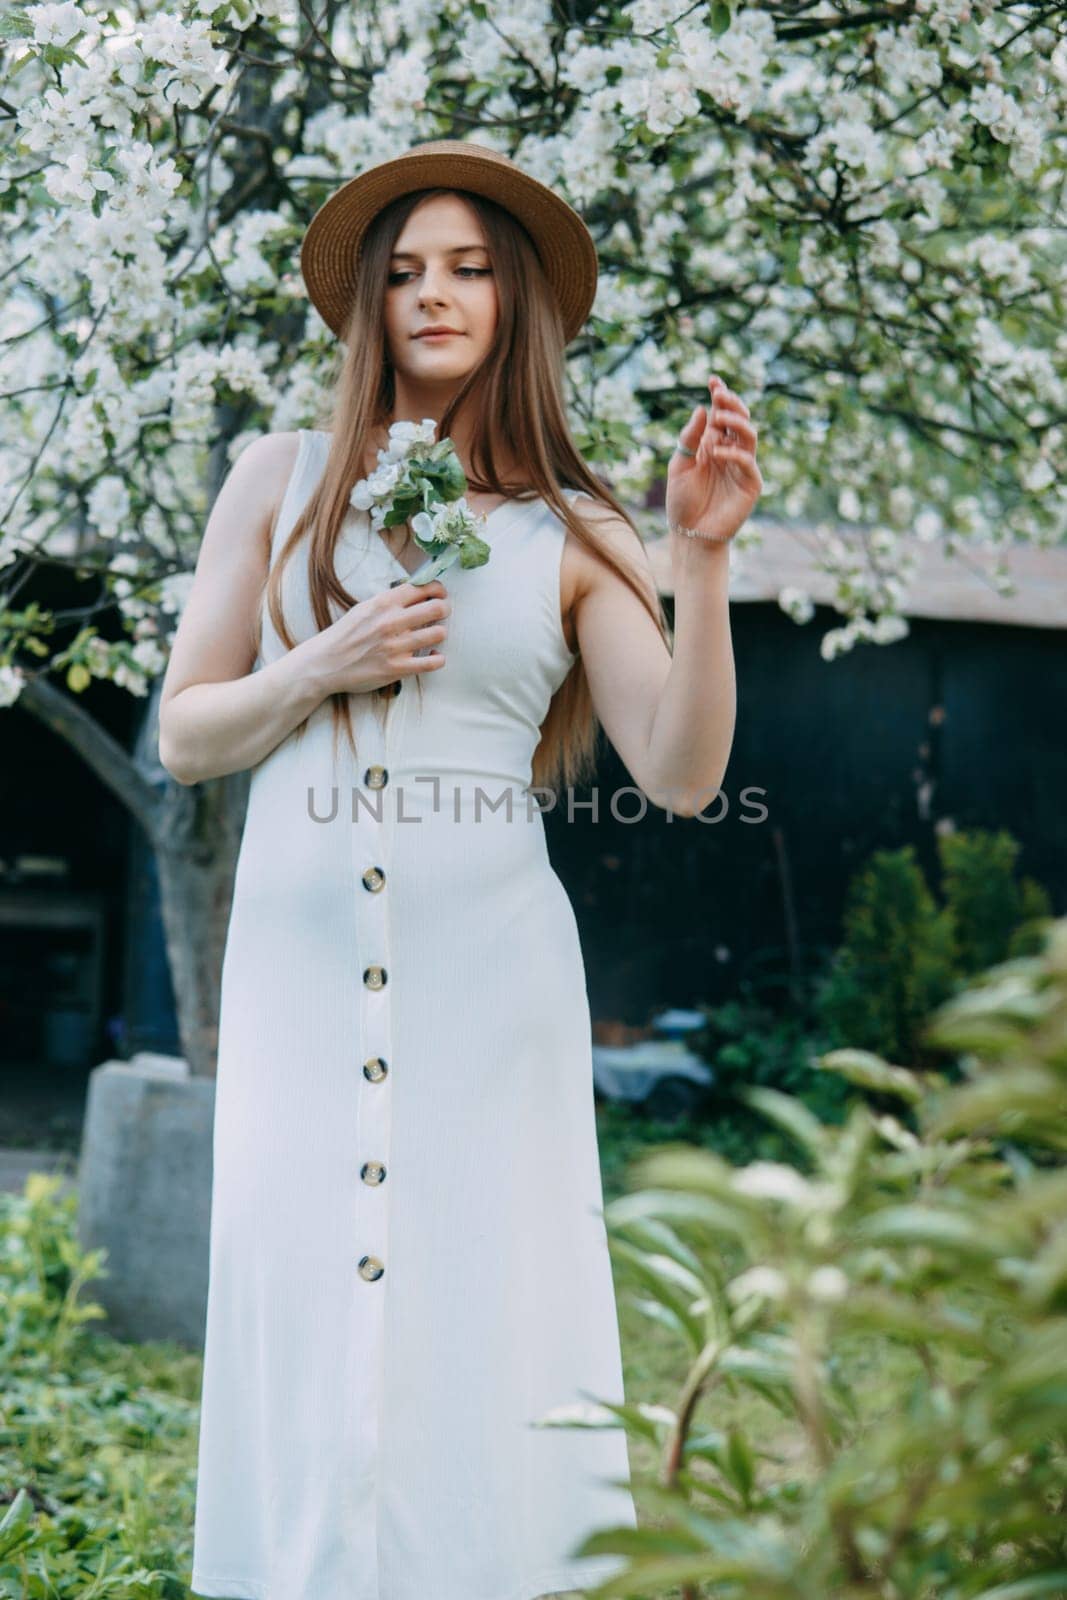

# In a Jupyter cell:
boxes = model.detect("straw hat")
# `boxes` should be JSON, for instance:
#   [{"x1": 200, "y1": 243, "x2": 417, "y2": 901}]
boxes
[{"x1": 299, "y1": 139, "x2": 598, "y2": 346}]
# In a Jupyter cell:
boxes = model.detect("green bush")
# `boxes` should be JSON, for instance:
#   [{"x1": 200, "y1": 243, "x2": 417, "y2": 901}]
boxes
[
  {"x1": 550, "y1": 916, "x2": 1067, "y2": 1599},
  {"x1": 816, "y1": 830, "x2": 1053, "y2": 1068},
  {"x1": 939, "y1": 827, "x2": 1053, "y2": 973},
  {"x1": 689, "y1": 996, "x2": 852, "y2": 1159},
  {"x1": 814, "y1": 844, "x2": 958, "y2": 1068}
]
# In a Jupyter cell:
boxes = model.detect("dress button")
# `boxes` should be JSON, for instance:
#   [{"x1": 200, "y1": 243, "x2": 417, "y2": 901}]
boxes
[
  {"x1": 361, "y1": 1161, "x2": 386, "y2": 1184},
  {"x1": 365, "y1": 765, "x2": 388, "y2": 789},
  {"x1": 363, "y1": 1056, "x2": 388, "y2": 1081},
  {"x1": 363, "y1": 964, "x2": 387, "y2": 989},
  {"x1": 358, "y1": 1255, "x2": 385, "y2": 1281},
  {"x1": 362, "y1": 865, "x2": 386, "y2": 892}
]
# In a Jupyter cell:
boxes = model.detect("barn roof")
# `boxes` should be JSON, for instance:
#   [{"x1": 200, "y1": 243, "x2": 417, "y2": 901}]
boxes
[{"x1": 636, "y1": 515, "x2": 1067, "y2": 630}]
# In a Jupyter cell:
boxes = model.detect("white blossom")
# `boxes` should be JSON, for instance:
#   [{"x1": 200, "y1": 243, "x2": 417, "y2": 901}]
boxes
[
  {"x1": 159, "y1": 573, "x2": 195, "y2": 618},
  {"x1": 351, "y1": 461, "x2": 402, "y2": 511},
  {"x1": 131, "y1": 638, "x2": 167, "y2": 675},
  {"x1": 1021, "y1": 456, "x2": 1054, "y2": 493},
  {"x1": 26, "y1": 2, "x2": 99, "y2": 48},
  {"x1": 138, "y1": 15, "x2": 230, "y2": 107},
  {"x1": 45, "y1": 152, "x2": 114, "y2": 206},
  {"x1": 726, "y1": 1265, "x2": 789, "y2": 1304},
  {"x1": 778, "y1": 586, "x2": 815, "y2": 624},
  {"x1": 86, "y1": 476, "x2": 131, "y2": 542},
  {"x1": 0, "y1": 666, "x2": 26, "y2": 708},
  {"x1": 368, "y1": 48, "x2": 431, "y2": 127},
  {"x1": 807, "y1": 1265, "x2": 849, "y2": 1303},
  {"x1": 731, "y1": 1162, "x2": 816, "y2": 1207}
]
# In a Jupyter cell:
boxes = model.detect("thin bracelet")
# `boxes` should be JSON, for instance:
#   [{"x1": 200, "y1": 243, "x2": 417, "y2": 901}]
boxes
[{"x1": 668, "y1": 521, "x2": 733, "y2": 544}]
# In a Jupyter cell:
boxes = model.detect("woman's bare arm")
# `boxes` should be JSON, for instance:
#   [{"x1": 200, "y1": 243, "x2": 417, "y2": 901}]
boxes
[
  {"x1": 569, "y1": 501, "x2": 736, "y2": 818},
  {"x1": 567, "y1": 375, "x2": 758, "y2": 817},
  {"x1": 157, "y1": 432, "x2": 452, "y2": 786},
  {"x1": 156, "y1": 432, "x2": 326, "y2": 785}
]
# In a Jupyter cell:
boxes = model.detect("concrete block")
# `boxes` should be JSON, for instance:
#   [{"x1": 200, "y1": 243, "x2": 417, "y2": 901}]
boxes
[{"x1": 77, "y1": 1058, "x2": 214, "y2": 1350}]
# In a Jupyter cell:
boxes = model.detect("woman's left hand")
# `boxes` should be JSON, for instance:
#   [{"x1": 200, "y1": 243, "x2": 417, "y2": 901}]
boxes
[{"x1": 665, "y1": 375, "x2": 763, "y2": 545}]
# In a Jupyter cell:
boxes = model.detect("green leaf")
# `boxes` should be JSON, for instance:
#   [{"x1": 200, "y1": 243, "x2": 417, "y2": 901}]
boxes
[
  {"x1": 925, "y1": 1065, "x2": 1063, "y2": 1140},
  {"x1": 718, "y1": 1341, "x2": 795, "y2": 1390},
  {"x1": 735, "y1": 1085, "x2": 830, "y2": 1156},
  {"x1": 457, "y1": 533, "x2": 491, "y2": 568},
  {"x1": 836, "y1": 1286, "x2": 987, "y2": 1350},
  {"x1": 631, "y1": 1295, "x2": 699, "y2": 1344},
  {"x1": 817, "y1": 1048, "x2": 925, "y2": 1103},
  {"x1": 539, "y1": 1396, "x2": 666, "y2": 1444},
  {"x1": 0, "y1": 1485, "x2": 35, "y2": 1551},
  {"x1": 610, "y1": 1213, "x2": 706, "y2": 1279},
  {"x1": 0, "y1": 11, "x2": 35, "y2": 37},
  {"x1": 724, "y1": 1424, "x2": 756, "y2": 1503},
  {"x1": 41, "y1": 41, "x2": 89, "y2": 69},
  {"x1": 4, "y1": 49, "x2": 38, "y2": 80},
  {"x1": 854, "y1": 1204, "x2": 1014, "y2": 1258},
  {"x1": 680, "y1": 1424, "x2": 729, "y2": 1462},
  {"x1": 607, "y1": 1187, "x2": 751, "y2": 1248},
  {"x1": 973, "y1": 1578, "x2": 1067, "y2": 1599},
  {"x1": 607, "y1": 1238, "x2": 707, "y2": 1350}
]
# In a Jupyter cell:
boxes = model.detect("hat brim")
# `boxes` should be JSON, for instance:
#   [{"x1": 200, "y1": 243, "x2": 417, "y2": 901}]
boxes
[{"x1": 299, "y1": 140, "x2": 598, "y2": 346}]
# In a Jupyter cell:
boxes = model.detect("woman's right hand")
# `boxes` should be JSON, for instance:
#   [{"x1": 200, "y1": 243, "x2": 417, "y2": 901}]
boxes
[{"x1": 303, "y1": 579, "x2": 452, "y2": 696}]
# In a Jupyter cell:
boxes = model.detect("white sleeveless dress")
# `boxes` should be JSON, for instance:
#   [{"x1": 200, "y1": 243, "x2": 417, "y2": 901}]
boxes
[{"x1": 190, "y1": 429, "x2": 638, "y2": 1600}]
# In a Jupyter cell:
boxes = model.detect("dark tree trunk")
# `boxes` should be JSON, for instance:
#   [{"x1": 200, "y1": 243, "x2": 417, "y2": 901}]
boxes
[{"x1": 152, "y1": 774, "x2": 250, "y2": 1078}]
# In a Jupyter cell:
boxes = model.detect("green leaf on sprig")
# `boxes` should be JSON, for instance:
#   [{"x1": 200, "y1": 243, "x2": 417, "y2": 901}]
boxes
[{"x1": 457, "y1": 533, "x2": 491, "y2": 568}]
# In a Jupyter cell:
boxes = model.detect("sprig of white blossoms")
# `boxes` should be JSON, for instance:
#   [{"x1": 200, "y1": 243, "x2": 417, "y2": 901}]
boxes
[{"x1": 349, "y1": 418, "x2": 493, "y2": 587}]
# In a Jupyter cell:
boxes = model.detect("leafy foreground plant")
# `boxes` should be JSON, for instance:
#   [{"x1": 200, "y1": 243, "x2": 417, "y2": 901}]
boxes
[{"x1": 542, "y1": 915, "x2": 1067, "y2": 1599}]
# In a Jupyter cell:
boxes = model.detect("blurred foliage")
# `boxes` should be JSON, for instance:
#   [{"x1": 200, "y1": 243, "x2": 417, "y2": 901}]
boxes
[{"x1": 554, "y1": 915, "x2": 1067, "y2": 1600}]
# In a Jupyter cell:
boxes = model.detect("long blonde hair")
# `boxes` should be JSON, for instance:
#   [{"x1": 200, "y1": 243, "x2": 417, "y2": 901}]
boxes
[{"x1": 264, "y1": 185, "x2": 671, "y2": 792}]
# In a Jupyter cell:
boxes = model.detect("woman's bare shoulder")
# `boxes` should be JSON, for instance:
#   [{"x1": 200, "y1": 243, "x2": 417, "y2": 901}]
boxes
[
  {"x1": 233, "y1": 428, "x2": 303, "y2": 487},
  {"x1": 227, "y1": 430, "x2": 304, "y2": 551},
  {"x1": 561, "y1": 489, "x2": 650, "y2": 572},
  {"x1": 564, "y1": 487, "x2": 640, "y2": 529}
]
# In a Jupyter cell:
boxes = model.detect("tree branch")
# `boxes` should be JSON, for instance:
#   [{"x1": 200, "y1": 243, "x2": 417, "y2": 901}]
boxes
[{"x1": 15, "y1": 672, "x2": 163, "y2": 838}]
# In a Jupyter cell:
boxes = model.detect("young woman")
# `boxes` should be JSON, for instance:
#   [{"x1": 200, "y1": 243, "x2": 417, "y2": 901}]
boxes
[{"x1": 160, "y1": 139, "x2": 761, "y2": 1600}]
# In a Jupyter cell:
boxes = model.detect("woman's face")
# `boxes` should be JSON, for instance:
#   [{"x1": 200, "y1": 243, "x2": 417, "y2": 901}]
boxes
[{"x1": 383, "y1": 192, "x2": 499, "y2": 388}]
